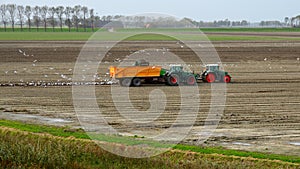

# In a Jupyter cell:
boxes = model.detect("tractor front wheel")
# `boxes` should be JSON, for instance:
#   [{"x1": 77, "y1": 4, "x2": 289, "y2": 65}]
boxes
[
  {"x1": 206, "y1": 73, "x2": 216, "y2": 83},
  {"x1": 223, "y1": 75, "x2": 231, "y2": 83}
]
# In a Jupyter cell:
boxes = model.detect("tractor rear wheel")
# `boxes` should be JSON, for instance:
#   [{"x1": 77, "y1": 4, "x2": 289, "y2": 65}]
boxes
[
  {"x1": 186, "y1": 75, "x2": 196, "y2": 85},
  {"x1": 206, "y1": 73, "x2": 216, "y2": 83},
  {"x1": 167, "y1": 74, "x2": 179, "y2": 86},
  {"x1": 132, "y1": 78, "x2": 141, "y2": 87},
  {"x1": 120, "y1": 78, "x2": 132, "y2": 87},
  {"x1": 223, "y1": 75, "x2": 231, "y2": 83}
]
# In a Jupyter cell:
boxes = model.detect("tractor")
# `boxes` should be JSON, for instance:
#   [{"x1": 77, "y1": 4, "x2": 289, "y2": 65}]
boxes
[
  {"x1": 109, "y1": 60, "x2": 231, "y2": 86},
  {"x1": 110, "y1": 61, "x2": 197, "y2": 87},
  {"x1": 165, "y1": 65, "x2": 197, "y2": 86},
  {"x1": 201, "y1": 64, "x2": 231, "y2": 83}
]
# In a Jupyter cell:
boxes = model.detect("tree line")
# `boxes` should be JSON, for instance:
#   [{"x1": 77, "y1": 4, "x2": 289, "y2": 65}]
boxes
[
  {"x1": 258, "y1": 16, "x2": 300, "y2": 28},
  {"x1": 1, "y1": 4, "x2": 299, "y2": 31},
  {"x1": 193, "y1": 19, "x2": 249, "y2": 28},
  {"x1": 0, "y1": 4, "x2": 121, "y2": 32}
]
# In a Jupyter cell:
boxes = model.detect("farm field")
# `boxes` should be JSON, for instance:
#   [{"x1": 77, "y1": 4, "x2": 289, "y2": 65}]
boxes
[
  {"x1": 1, "y1": 28, "x2": 300, "y2": 41},
  {"x1": 0, "y1": 38, "x2": 299, "y2": 160}
]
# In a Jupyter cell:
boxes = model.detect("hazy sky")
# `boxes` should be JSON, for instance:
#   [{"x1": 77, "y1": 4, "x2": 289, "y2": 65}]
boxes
[{"x1": 3, "y1": 0, "x2": 300, "y2": 22}]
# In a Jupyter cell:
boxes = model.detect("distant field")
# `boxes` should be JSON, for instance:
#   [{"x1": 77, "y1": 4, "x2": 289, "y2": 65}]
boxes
[
  {"x1": 1, "y1": 31, "x2": 300, "y2": 41},
  {"x1": 0, "y1": 32, "x2": 94, "y2": 41},
  {"x1": 201, "y1": 27, "x2": 300, "y2": 32},
  {"x1": 1, "y1": 27, "x2": 300, "y2": 41}
]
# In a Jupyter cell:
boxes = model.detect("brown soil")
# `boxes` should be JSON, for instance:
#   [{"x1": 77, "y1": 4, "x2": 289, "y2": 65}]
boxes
[
  {"x1": 0, "y1": 40, "x2": 299, "y2": 156},
  {"x1": 1, "y1": 41, "x2": 300, "y2": 63}
]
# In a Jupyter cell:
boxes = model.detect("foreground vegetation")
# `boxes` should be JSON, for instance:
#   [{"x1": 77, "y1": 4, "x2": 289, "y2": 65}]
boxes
[{"x1": 0, "y1": 120, "x2": 299, "y2": 168}]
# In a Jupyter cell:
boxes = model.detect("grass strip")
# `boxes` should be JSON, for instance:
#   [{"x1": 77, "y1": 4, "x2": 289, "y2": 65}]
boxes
[{"x1": 0, "y1": 119, "x2": 299, "y2": 164}]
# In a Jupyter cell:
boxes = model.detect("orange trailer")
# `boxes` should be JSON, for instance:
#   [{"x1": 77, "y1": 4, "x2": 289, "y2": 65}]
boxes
[
  {"x1": 109, "y1": 65, "x2": 165, "y2": 86},
  {"x1": 110, "y1": 66, "x2": 162, "y2": 79}
]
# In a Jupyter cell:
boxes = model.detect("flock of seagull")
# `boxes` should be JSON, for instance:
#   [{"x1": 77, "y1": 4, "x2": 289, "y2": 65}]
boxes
[
  {"x1": 0, "y1": 49, "x2": 117, "y2": 87},
  {"x1": 0, "y1": 80, "x2": 115, "y2": 87}
]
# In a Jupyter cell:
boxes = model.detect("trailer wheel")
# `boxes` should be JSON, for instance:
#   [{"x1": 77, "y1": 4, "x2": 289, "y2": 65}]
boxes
[
  {"x1": 167, "y1": 74, "x2": 179, "y2": 86},
  {"x1": 186, "y1": 75, "x2": 196, "y2": 85},
  {"x1": 120, "y1": 78, "x2": 132, "y2": 87},
  {"x1": 206, "y1": 73, "x2": 216, "y2": 83},
  {"x1": 132, "y1": 78, "x2": 141, "y2": 87},
  {"x1": 223, "y1": 75, "x2": 231, "y2": 83}
]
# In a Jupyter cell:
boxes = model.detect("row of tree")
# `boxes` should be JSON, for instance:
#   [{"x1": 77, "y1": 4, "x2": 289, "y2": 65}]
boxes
[
  {"x1": 1, "y1": 4, "x2": 299, "y2": 31},
  {"x1": 196, "y1": 19, "x2": 249, "y2": 27},
  {"x1": 259, "y1": 16, "x2": 300, "y2": 27},
  {"x1": 0, "y1": 4, "x2": 251, "y2": 30},
  {"x1": 0, "y1": 4, "x2": 110, "y2": 32}
]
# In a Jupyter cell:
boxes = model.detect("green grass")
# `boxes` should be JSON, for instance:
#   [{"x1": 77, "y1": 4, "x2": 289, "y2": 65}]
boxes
[
  {"x1": 0, "y1": 119, "x2": 89, "y2": 139},
  {"x1": 0, "y1": 119, "x2": 173, "y2": 148},
  {"x1": 174, "y1": 144, "x2": 300, "y2": 164},
  {"x1": 208, "y1": 35, "x2": 300, "y2": 41},
  {"x1": 125, "y1": 33, "x2": 177, "y2": 41},
  {"x1": 0, "y1": 119, "x2": 299, "y2": 166},
  {"x1": 1, "y1": 27, "x2": 300, "y2": 41},
  {"x1": 0, "y1": 32, "x2": 94, "y2": 41},
  {"x1": 1, "y1": 31, "x2": 300, "y2": 41}
]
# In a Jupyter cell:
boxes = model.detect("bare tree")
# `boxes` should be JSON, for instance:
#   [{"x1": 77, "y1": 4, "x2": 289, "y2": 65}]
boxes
[
  {"x1": 65, "y1": 6, "x2": 72, "y2": 32},
  {"x1": 106, "y1": 15, "x2": 112, "y2": 22},
  {"x1": 0, "y1": 4, "x2": 8, "y2": 32},
  {"x1": 7, "y1": 4, "x2": 16, "y2": 32},
  {"x1": 72, "y1": 5, "x2": 81, "y2": 32},
  {"x1": 89, "y1": 9, "x2": 95, "y2": 32},
  {"x1": 95, "y1": 15, "x2": 100, "y2": 28},
  {"x1": 101, "y1": 16, "x2": 106, "y2": 22},
  {"x1": 48, "y1": 7, "x2": 56, "y2": 31},
  {"x1": 25, "y1": 6, "x2": 32, "y2": 31},
  {"x1": 56, "y1": 6, "x2": 64, "y2": 31},
  {"x1": 40, "y1": 6, "x2": 48, "y2": 32},
  {"x1": 82, "y1": 6, "x2": 88, "y2": 32},
  {"x1": 33, "y1": 6, "x2": 40, "y2": 31},
  {"x1": 17, "y1": 5, "x2": 25, "y2": 31}
]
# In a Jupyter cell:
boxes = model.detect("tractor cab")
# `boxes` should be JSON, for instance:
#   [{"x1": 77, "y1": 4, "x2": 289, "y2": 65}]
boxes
[
  {"x1": 205, "y1": 64, "x2": 220, "y2": 72},
  {"x1": 170, "y1": 65, "x2": 184, "y2": 72}
]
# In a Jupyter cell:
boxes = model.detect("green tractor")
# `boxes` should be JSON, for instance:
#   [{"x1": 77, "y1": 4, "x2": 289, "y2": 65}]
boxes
[
  {"x1": 165, "y1": 65, "x2": 197, "y2": 86},
  {"x1": 201, "y1": 64, "x2": 231, "y2": 83}
]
